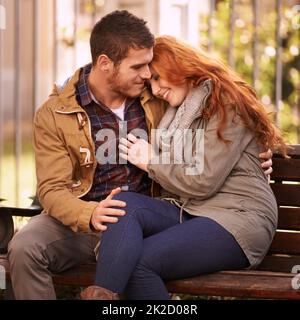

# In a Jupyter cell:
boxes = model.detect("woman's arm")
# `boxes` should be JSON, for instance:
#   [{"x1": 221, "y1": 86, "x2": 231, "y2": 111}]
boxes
[{"x1": 147, "y1": 112, "x2": 254, "y2": 199}]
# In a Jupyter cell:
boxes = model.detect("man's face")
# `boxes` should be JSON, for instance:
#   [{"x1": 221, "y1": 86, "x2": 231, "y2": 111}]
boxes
[{"x1": 108, "y1": 47, "x2": 153, "y2": 98}]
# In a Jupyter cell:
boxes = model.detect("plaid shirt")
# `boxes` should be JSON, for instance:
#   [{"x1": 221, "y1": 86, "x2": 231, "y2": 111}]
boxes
[{"x1": 76, "y1": 64, "x2": 151, "y2": 201}]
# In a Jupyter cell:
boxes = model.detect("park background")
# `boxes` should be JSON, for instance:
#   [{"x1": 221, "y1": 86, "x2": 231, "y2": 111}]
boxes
[{"x1": 0, "y1": 0, "x2": 299, "y2": 223}]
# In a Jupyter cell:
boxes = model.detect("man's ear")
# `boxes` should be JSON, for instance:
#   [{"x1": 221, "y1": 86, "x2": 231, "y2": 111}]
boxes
[{"x1": 95, "y1": 54, "x2": 113, "y2": 72}]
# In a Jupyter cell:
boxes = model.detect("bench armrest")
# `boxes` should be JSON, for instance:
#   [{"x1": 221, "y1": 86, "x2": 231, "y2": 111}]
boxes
[{"x1": 0, "y1": 203, "x2": 42, "y2": 254}]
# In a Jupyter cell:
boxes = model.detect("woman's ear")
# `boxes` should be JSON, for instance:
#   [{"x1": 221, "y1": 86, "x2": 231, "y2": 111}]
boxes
[{"x1": 95, "y1": 54, "x2": 113, "y2": 73}]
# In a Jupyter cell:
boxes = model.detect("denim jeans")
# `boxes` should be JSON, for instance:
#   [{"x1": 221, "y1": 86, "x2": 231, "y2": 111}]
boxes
[{"x1": 95, "y1": 192, "x2": 249, "y2": 299}]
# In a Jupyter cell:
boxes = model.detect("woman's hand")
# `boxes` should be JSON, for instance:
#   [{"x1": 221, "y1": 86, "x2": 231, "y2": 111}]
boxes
[
  {"x1": 259, "y1": 149, "x2": 273, "y2": 175},
  {"x1": 119, "y1": 133, "x2": 153, "y2": 172}
]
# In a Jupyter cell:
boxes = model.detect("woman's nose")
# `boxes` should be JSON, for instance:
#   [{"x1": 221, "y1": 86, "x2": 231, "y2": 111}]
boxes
[{"x1": 150, "y1": 81, "x2": 160, "y2": 96}]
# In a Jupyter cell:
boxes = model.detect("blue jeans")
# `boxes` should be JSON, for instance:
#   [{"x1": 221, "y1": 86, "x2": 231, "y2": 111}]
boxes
[{"x1": 95, "y1": 192, "x2": 249, "y2": 299}]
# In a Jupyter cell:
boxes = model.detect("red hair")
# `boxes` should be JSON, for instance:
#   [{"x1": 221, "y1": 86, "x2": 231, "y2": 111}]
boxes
[{"x1": 151, "y1": 36, "x2": 287, "y2": 155}]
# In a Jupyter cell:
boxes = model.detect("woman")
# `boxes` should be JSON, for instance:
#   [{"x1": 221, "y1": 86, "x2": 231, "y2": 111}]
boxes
[{"x1": 81, "y1": 36, "x2": 286, "y2": 300}]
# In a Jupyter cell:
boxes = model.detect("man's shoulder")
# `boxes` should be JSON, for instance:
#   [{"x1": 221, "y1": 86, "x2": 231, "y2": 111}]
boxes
[
  {"x1": 36, "y1": 90, "x2": 66, "y2": 115},
  {"x1": 36, "y1": 67, "x2": 84, "y2": 114}
]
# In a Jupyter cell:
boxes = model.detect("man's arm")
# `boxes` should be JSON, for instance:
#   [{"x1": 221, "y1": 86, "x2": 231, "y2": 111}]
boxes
[{"x1": 33, "y1": 105, "x2": 99, "y2": 232}]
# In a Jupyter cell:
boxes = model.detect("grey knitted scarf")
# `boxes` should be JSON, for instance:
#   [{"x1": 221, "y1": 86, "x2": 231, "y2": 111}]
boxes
[{"x1": 154, "y1": 80, "x2": 212, "y2": 162}]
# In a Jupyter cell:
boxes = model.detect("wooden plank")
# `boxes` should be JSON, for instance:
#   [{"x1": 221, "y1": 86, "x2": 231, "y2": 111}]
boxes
[
  {"x1": 166, "y1": 270, "x2": 300, "y2": 300},
  {"x1": 51, "y1": 264, "x2": 300, "y2": 300},
  {"x1": 271, "y1": 158, "x2": 300, "y2": 181},
  {"x1": 269, "y1": 231, "x2": 300, "y2": 255},
  {"x1": 286, "y1": 145, "x2": 300, "y2": 157},
  {"x1": 278, "y1": 207, "x2": 300, "y2": 230},
  {"x1": 271, "y1": 184, "x2": 300, "y2": 206},
  {"x1": 258, "y1": 254, "x2": 300, "y2": 273},
  {"x1": 0, "y1": 206, "x2": 42, "y2": 217},
  {"x1": 2, "y1": 257, "x2": 300, "y2": 299},
  {"x1": 2, "y1": 254, "x2": 297, "y2": 282},
  {"x1": 274, "y1": 145, "x2": 300, "y2": 158}
]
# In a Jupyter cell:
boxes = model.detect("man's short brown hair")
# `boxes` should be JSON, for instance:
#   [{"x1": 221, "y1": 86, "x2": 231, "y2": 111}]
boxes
[{"x1": 90, "y1": 10, "x2": 155, "y2": 66}]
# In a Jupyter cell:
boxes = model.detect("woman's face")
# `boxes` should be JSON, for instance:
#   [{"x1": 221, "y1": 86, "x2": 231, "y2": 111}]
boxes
[{"x1": 149, "y1": 68, "x2": 189, "y2": 107}]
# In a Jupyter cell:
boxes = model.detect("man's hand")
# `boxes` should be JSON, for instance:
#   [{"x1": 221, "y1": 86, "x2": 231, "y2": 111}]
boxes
[
  {"x1": 119, "y1": 133, "x2": 153, "y2": 172},
  {"x1": 259, "y1": 149, "x2": 273, "y2": 176},
  {"x1": 90, "y1": 187, "x2": 126, "y2": 232}
]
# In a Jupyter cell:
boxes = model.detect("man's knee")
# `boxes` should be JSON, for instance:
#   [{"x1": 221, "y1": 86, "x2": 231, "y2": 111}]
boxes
[{"x1": 8, "y1": 228, "x2": 46, "y2": 268}]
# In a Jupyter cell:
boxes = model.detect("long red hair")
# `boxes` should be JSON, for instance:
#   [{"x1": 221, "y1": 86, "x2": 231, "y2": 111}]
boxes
[{"x1": 151, "y1": 36, "x2": 286, "y2": 155}]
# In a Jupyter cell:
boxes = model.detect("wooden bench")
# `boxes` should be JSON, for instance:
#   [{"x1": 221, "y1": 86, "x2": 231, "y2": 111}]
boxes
[{"x1": 1, "y1": 144, "x2": 300, "y2": 300}]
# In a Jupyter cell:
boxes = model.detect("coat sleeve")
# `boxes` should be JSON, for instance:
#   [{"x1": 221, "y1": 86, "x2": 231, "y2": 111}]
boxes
[
  {"x1": 33, "y1": 105, "x2": 98, "y2": 232},
  {"x1": 147, "y1": 110, "x2": 254, "y2": 199}
]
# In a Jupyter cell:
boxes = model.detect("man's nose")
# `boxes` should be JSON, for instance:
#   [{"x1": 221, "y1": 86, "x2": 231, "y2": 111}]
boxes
[{"x1": 141, "y1": 66, "x2": 151, "y2": 80}]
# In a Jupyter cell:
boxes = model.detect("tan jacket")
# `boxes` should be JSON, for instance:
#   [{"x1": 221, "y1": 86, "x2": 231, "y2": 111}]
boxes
[
  {"x1": 148, "y1": 81, "x2": 277, "y2": 267},
  {"x1": 33, "y1": 67, "x2": 166, "y2": 233}
]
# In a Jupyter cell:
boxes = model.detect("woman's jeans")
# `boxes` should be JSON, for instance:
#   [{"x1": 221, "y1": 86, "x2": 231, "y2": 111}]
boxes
[{"x1": 95, "y1": 192, "x2": 249, "y2": 300}]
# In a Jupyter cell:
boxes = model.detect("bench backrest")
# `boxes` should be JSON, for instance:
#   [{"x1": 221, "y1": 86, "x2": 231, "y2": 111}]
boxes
[{"x1": 258, "y1": 145, "x2": 300, "y2": 273}]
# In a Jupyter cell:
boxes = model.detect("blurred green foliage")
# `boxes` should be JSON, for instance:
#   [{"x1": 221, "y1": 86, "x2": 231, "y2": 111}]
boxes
[{"x1": 199, "y1": 0, "x2": 300, "y2": 143}]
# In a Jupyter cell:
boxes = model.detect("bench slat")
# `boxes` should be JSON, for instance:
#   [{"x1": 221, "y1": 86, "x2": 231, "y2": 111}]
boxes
[
  {"x1": 274, "y1": 145, "x2": 300, "y2": 158},
  {"x1": 166, "y1": 270, "x2": 300, "y2": 300},
  {"x1": 270, "y1": 184, "x2": 300, "y2": 206},
  {"x1": 2, "y1": 255, "x2": 300, "y2": 299},
  {"x1": 0, "y1": 206, "x2": 42, "y2": 217},
  {"x1": 258, "y1": 254, "x2": 300, "y2": 273},
  {"x1": 269, "y1": 231, "x2": 300, "y2": 255},
  {"x1": 271, "y1": 158, "x2": 300, "y2": 181},
  {"x1": 278, "y1": 207, "x2": 300, "y2": 230},
  {"x1": 285, "y1": 145, "x2": 300, "y2": 157}
]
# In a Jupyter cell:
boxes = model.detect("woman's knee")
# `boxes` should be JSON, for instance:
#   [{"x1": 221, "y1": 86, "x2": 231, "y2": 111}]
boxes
[
  {"x1": 112, "y1": 192, "x2": 150, "y2": 220},
  {"x1": 112, "y1": 192, "x2": 149, "y2": 208}
]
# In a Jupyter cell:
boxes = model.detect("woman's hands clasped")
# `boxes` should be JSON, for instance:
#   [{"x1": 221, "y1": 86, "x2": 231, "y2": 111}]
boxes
[{"x1": 119, "y1": 133, "x2": 153, "y2": 172}]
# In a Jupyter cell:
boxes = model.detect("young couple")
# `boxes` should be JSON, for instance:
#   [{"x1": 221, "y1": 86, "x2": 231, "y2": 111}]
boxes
[{"x1": 8, "y1": 10, "x2": 285, "y2": 300}]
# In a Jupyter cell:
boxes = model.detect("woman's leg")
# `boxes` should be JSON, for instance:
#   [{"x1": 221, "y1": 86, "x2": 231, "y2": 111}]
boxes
[
  {"x1": 94, "y1": 192, "x2": 181, "y2": 293},
  {"x1": 124, "y1": 216, "x2": 249, "y2": 300}
]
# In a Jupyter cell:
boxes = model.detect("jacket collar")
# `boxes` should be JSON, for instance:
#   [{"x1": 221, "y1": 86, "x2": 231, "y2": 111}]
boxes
[
  {"x1": 140, "y1": 87, "x2": 153, "y2": 105},
  {"x1": 51, "y1": 68, "x2": 84, "y2": 113}
]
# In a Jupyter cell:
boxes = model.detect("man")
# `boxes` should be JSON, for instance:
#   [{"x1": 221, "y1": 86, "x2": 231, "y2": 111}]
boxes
[{"x1": 8, "y1": 10, "x2": 272, "y2": 300}]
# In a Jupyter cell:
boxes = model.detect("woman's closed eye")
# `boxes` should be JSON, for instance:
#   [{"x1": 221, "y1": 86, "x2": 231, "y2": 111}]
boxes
[{"x1": 151, "y1": 73, "x2": 160, "y2": 81}]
